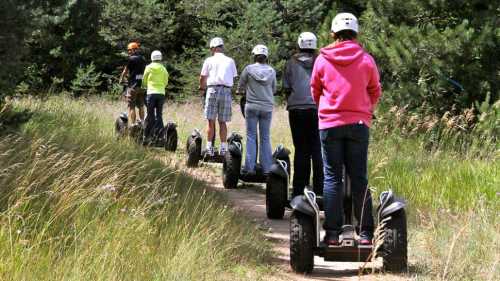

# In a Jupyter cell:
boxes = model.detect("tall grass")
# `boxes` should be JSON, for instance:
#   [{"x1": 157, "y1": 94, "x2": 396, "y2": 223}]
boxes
[
  {"x1": 0, "y1": 97, "x2": 274, "y2": 280},
  {"x1": 4, "y1": 95, "x2": 499, "y2": 280}
]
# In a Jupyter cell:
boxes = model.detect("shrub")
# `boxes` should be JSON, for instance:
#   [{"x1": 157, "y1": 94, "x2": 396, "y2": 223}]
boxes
[{"x1": 70, "y1": 63, "x2": 103, "y2": 97}]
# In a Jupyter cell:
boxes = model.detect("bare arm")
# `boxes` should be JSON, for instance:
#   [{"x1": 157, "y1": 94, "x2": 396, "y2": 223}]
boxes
[
  {"x1": 119, "y1": 66, "x2": 128, "y2": 84},
  {"x1": 199, "y1": 75, "x2": 208, "y2": 95}
]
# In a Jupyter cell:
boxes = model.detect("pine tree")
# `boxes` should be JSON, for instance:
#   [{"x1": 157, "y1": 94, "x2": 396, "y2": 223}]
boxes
[
  {"x1": 24, "y1": 0, "x2": 113, "y2": 92},
  {"x1": 0, "y1": 0, "x2": 32, "y2": 103},
  {"x1": 360, "y1": 0, "x2": 499, "y2": 113}
]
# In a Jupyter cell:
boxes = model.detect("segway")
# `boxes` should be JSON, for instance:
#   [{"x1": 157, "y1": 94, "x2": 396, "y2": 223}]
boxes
[
  {"x1": 148, "y1": 121, "x2": 178, "y2": 151},
  {"x1": 266, "y1": 154, "x2": 325, "y2": 220},
  {"x1": 222, "y1": 135, "x2": 291, "y2": 191},
  {"x1": 115, "y1": 112, "x2": 177, "y2": 151},
  {"x1": 185, "y1": 129, "x2": 238, "y2": 167},
  {"x1": 265, "y1": 145, "x2": 292, "y2": 219},
  {"x1": 114, "y1": 112, "x2": 144, "y2": 144},
  {"x1": 289, "y1": 178, "x2": 408, "y2": 273}
]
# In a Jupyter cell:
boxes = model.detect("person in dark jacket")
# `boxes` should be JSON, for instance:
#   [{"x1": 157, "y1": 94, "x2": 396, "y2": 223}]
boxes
[{"x1": 283, "y1": 32, "x2": 324, "y2": 198}]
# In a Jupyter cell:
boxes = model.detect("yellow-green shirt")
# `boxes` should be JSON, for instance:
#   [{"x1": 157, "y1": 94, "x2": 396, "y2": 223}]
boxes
[{"x1": 142, "y1": 62, "x2": 169, "y2": 95}]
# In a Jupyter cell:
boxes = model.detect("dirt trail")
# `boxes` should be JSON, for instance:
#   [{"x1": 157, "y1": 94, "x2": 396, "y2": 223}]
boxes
[{"x1": 182, "y1": 162, "x2": 411, "y2": 281}]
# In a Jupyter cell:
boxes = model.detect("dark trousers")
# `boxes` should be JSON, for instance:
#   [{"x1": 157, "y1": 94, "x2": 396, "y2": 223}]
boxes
[
  {"x1": 320, "y1": 124, "x2": 374, "y2": 236},
  {"x1": 144, "y1": 94, "x2": 165, "y2": 139},
  {"x1": 289, "y1": 109, "x2": 324, "y2": 197}
]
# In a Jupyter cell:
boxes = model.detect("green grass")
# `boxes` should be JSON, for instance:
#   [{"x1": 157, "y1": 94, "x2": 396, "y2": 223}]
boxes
[
  {"x1": 2, "y1": 95, "x2": 499, "y2": 280},
  {"x1": 0, "y1": 97, "x2": 276, "y2": 281}
]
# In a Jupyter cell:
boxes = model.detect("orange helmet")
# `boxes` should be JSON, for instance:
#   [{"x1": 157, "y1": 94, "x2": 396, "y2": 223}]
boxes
[{"x1": 127, "y1": 42, "x2": 140, "y2": 50}]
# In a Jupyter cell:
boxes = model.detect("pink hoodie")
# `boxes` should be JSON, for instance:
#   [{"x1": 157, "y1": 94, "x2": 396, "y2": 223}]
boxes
[{"x1": 310, "y1": 40, "x2": 381, "y2": 130}]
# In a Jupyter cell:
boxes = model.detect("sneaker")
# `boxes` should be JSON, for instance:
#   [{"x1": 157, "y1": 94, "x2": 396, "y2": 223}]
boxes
[
  {"x1": 219, "y1": 147, "x2": 227, "y2": 156},
  {"x1": 359, "y1": 231, "x2": 373, "y2": 245},
  {"x1": 206, "y1": 146, "x2": 215, "y2": 157},
  {"x1": 323, "y1": 232, "x2": 340, "y2": 246}
]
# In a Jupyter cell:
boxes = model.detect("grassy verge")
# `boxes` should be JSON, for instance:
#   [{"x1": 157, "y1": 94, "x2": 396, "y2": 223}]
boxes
[
  {"x1": 369, "y1": 137, "x2": 499, "y2": 280},
  {"x1": 0, "y1": 97, "x2": 274, "y2": 280},
  {"x1": 3, "y1": 95, "x2": 499, "y2": 280}
]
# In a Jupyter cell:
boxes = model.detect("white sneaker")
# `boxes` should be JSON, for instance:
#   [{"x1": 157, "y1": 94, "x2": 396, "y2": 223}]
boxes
[
  {"x1": 220, "y1": 142, "x2": 228, "y2": 156},
  {"x1": 206, "y1": 146, "x2": 215, "y2": 157}
]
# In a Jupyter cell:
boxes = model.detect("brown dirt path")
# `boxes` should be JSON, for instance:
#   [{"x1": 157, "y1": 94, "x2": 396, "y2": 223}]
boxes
[{"x1": 174, "y1": 160, "x2": 412, "y2": 281}]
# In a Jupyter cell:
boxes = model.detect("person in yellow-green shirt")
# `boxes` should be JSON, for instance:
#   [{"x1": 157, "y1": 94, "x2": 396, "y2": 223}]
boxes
[{"x1": 142, "y1": 50, "x2": 169, "y2": 144}]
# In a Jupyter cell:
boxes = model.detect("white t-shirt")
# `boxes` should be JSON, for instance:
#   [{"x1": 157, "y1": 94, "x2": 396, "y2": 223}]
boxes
[{"x1": 200, "y1": 53, "x2": 238, "y2": 87}]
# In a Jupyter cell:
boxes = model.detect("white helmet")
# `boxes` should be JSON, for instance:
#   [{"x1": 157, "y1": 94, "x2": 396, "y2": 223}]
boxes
[
  {"x1": 297, "y1": 32, "x2": 317, "y2": 49},
  {"x1": 252, "y1": 44, "x2": 268, "y2": 57},
  {"x1": 331, "y1": 12, "x2": 359, "y2": 33},
  {"x1": 209, "y1": 37, "x2": 224, "y2": 48},
  {"x1": 151, "y1": 50, "x2": 162, "y2": 61}
]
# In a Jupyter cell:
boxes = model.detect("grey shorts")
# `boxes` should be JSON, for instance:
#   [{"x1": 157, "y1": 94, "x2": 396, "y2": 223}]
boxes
[{"x1": 204, "y1": 86, "x2": 232, "y2": 122}]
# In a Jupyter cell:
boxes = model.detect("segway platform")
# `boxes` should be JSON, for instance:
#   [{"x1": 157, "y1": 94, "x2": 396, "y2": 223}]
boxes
[
  {"x1": 201, "y1": 149, "x2": 225, "y2": 163},
  {"x1": 290, "y1": 188, "x2": 408, "y2": 274},
  {"x1": 317, "y1": 225, "x2": 372, "y2": 262},
  {"x1": 186, "y1": 129, "x2": 234, "y2": 167},
  {"x1": 239, "y1": 164, "x2": 267, "y2": 183}
]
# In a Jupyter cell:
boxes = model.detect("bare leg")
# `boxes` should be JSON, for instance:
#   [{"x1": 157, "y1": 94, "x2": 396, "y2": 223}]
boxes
[
  {"x1": 219, "y1": 121, "x2": 227, "y2": 143},
  {"x1": 207, "y1": 120, "x2": 216, "y2": 145},
  {"x1": 138, "y1": 106, "x2": 145, "y2": 122},
  {"x1": 128, "y1": 106, "x2": 136, "y2": 126}
]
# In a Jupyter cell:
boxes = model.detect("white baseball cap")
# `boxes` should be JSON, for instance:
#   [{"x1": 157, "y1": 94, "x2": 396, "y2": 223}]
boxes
[
  {"x1": 252, "y1": 44, "x2": 268, "y2": 57},
  {"x1": 209, "y1": 37, "x2": 224, "y2": 48},
  {"x1": 331, "y1": 13, "x2": 359, "y2": 33}
]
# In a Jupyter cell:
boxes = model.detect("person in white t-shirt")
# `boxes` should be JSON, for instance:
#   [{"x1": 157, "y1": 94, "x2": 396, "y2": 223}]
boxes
[{"x1": 199, "y1": 37, "x2": 238, "y2": 156}]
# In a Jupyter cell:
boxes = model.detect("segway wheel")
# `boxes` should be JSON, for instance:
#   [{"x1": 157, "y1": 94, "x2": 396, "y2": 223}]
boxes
[
  {"x1": 381, "y1": 209, "x2": 408, "y2": 272},
  {"x1": 186, "y1": 135, "x2": 201, "y2": 167},
  {"x1": 164, "y1": 123, "x2": 178, "y2": 152},
  {"x1": 115, "y1": 118, "x2": 127, "y2": 138},
  {"x1": 129, "y1": 123, "x2": 144, "y2": 145},
  {"x1": 266, "y1": 175, "x2": 286, "y2": 219},
  {"x1": 222, "y1": 152, "x2": 240, "y2": 189},
  {"x1": 290, "y1": 211, "x2": 315, "y2": 274}
]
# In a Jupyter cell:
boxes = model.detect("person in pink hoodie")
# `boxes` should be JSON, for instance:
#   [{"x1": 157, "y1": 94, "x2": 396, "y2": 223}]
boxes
[{"x1": 310, "y1": 12, "x2": 381, "y2": 246}]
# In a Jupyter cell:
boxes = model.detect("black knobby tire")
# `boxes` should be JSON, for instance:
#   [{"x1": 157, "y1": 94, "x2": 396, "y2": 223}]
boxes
[
  {"x1": 266, "y1": 175, "x2": 286, "y2": 219},
  {"x1": 130, "y1": 124, "x2": 144, "y2": 145},
  {"x1": 186, "y1": 137, "x2": 201, "y2": 167},
  {"x1": 115, "y1": 118, "x2": 127, "y2": 138},
  {"x1": 222, "y1": 151, "x2": 240, "y2": 189},
  {"x1": 382, "y1": 209, "x2": 408, "y2": 272},
  {"x1": 290, "y1": 211, "x2": 315, "y2": 274},
  {"x1": 164, "y1": 127, "x2": 178, "y2": 152}
]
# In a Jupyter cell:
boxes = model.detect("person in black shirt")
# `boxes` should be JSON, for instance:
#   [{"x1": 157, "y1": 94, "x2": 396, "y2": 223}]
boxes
[{"x1": 119, "y1": 42, "x2": 146, "y2": 126}]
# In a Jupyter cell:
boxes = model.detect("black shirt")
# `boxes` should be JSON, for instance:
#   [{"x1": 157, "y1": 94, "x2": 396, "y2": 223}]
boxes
[{"x1": 127, "y1": 54, "x2": 146, "y2": 88}]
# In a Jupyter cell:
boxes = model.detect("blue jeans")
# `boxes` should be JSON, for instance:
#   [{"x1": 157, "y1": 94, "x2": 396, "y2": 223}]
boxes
[
  {"x1": 244, "y1": 108, "x2": 273, "y2": 173},
  {"x1": 144, "y1": 94, "x2": 165, "y2": 139},
  {"x1": 320, "y1": 124, "x2": 374, "y2": 236}
]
